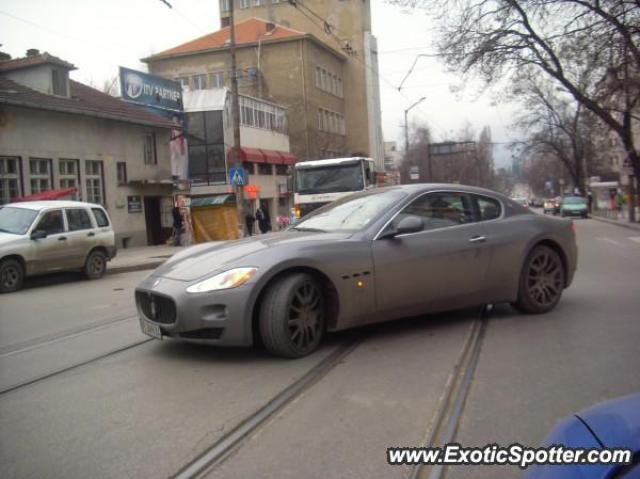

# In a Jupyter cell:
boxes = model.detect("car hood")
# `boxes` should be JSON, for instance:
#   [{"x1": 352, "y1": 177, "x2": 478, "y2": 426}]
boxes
[{"x1": 152, "y1": 230, "x2": 353, "y2": 281}]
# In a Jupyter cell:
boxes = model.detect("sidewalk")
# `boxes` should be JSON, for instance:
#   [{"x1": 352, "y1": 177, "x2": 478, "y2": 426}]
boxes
[
  {"x1": 590, "y1": 212, "x2": 640, "y2": 231},
  {"x1": 107, "y1": 244, "x2": 186, "y2": 275}
]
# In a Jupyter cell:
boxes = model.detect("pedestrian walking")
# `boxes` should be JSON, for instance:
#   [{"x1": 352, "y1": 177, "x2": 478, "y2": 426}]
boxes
[
  {"x1": 256, "y1": 203, "x2": 271, "y2": 234},
  {"x1": 245, "y1": 211, "x2": 255, "y2": 236},
  {"x1": 587, "y1": 190, "x2": 593, "y2": 213},
  {"x1": 172, "y1": 206, "x2": 183, "y2": 246}
]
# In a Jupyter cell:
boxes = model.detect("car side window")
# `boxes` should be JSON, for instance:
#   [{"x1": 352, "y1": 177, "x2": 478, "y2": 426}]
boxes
[
  {"x1": 66, "y1": 208, "x2": 93, "y2": 231},
  {"x1": 475, "y1": 195, "x2": 501, "y2": 221},
  {"x1": 92, "y1": 208, "x2": 110, "y2": 227},
  {"x1": 394, "y1": 192, "x2": 474, "y2": 231},
  {"x1": 35, "y1": 210, "x2": 64, "y2": 235}
]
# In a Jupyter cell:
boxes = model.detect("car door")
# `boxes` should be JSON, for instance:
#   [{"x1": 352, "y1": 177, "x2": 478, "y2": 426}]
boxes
[
  {"x1": 90, "y1": 206, "x2": 114, "y2": 252},
  {"x1": 64, "y1": 207, "x2": 97, "y2": 268},
  {"x1": 371, "y1": 191, "x2": 491, "y2": 318},
  {"x1": 28, "y1": 208, "x2": 71, "y2": 274}
]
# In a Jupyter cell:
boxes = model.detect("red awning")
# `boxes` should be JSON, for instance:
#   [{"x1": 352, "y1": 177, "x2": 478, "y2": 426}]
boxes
[
  {"x1": 261, "y1": 149, "x2": 283, "y2": 164},
  {"x1": 14, "y1": 188, "x2": 77, "y2": 202},
  {"x1": 277, "y1": 151, "x2": 297, "y2": 165},
  {"x1": 228, "y1": 147, "x2": 265, "y2": 163}
]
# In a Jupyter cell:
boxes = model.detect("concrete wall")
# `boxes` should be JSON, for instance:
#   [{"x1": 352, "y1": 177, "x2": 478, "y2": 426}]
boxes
[
  {"x1": 220, "y1": 0, "x2": 383, "y2": 160},
  {"x1": 148, "y1": 38, "x2": 347, "y2": 161},
  {"x1": 0, "y1": 105, "x2": 173, "y2": 246}
]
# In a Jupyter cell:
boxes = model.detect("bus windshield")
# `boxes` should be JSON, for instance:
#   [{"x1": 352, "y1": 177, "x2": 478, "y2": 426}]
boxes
[{"x1": 295, "y1": 162, "x2": 364, "y2": 195}]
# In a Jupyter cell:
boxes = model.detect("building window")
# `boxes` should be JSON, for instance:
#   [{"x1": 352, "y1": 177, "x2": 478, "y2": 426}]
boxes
[
  {"x1": 51, "y1": 69, "x2": 66, "y2": 96},
  {"x1": 117, "y1": 162, "x2": 127, "y2": 185},
  {"x1": 209, "y1": 71, "x2": 224, "y2": 88},
  {"x1": 29, "y1": 158, "x2": 52, "y2": 194},
  {"x1": 0, "y1": 157, "x2": 22, "y2": 205},
  {"x1": 193, "y1": 74, "x2": 207, "y2": 90},
  {"x1": 186, "y1": 111, "x2": 226, "y2": 185},
  {"x1": 175, "y1": 77, "x2": 189, "y2": 88},
  {"x1": 275, "y1": 164, "x2": 288, "y2": 175},
  {"x1": 243, "y1": 162, "x2": 255, "y2": 175},
  {"x1": 315, "y1": 65, "x2": 343, "y2": 98},
  {"x1": 220, "y1": 0, "x2": 230, "y2": 12},
  {"x1": 258, "y1": 163, "x2": 272, "y2": 175},
  {"x1": 254, "y1": 0, "x2": 265, "y2": 5},
  {"x1": 317, "y1": 108, "x2": 345, "y2": 135},
  {"x1": 240, "y1": 0, "x2": 251, "y2": 8},
  {"x1": 59, "y1": 158, "x2": 81, "y2": 200},
  {"x1": 85, "y1": 160, "x2": 104, "y2": 205},
  {"x1": 144, "y1": 133, "x2": 157, "y2": 165},
  {"x1": 239, "y1": 96, "x2": 288, "y2": 133}
]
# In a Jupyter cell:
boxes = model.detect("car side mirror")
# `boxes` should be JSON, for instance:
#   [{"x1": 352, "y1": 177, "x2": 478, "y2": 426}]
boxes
[
  {"x1": 380, "y1": 216, "x2": 424, "y2": 239},
  {"x1": 30, "y1": 229, "x2": 47, "y2": 240}
]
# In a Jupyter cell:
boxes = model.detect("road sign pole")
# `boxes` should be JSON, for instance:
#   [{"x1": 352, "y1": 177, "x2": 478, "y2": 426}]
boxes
[{"x1": 229, "y1": 0, "x2": 245, "y2": 237}]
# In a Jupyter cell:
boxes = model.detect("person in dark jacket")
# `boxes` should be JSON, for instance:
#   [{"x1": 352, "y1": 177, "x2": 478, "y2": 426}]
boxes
[
  {"x1": 172, "y1": 206, "x2": 183, "y2": 246},
  {"x1": 245, "y1": 211, "x2": 255, "y2": 236},
  {"x1": 256, "y1": 203, "x2": 271, "y2": 234}
]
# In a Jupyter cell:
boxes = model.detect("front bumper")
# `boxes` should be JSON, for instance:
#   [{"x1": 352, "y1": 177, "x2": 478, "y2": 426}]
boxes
[{"x1": 135, "y1": 274, "x2": 255, "y2": 347}]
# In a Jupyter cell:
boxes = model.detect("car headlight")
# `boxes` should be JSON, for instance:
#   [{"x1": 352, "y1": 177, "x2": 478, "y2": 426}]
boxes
[{"x1": 186, "y1": 267, "x2": 258, "y2": 293}]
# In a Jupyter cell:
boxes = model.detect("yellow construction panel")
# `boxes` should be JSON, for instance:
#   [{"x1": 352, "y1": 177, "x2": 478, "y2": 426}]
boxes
[{"x1": 191, "y1": 206, "x2": 240, "y2": 243}]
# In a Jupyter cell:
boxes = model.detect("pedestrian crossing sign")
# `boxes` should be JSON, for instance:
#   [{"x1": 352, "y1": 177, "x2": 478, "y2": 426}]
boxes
[{"x1": 229, "y1": 167, "x2": 246, "y2": 186}]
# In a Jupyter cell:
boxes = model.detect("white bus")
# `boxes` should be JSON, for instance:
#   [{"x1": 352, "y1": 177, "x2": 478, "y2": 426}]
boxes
[{"x1": 293, "y1": 157, "x2": 377, "y2": 218}]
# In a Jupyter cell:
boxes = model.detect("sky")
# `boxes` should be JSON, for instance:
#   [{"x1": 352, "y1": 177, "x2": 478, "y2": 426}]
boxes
[{"x1": 0, "y1": 0, "x2": 516, "y2": 166}]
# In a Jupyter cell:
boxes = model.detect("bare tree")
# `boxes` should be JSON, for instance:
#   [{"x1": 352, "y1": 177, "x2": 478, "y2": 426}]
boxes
[{"x1": 389, "y1": 0, "x2": 640, "y2": 203}]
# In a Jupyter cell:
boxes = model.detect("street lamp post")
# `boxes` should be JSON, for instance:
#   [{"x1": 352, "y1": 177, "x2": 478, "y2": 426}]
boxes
[{"x1": 404, "y1": 97, "x2": 426, "y2": 181}]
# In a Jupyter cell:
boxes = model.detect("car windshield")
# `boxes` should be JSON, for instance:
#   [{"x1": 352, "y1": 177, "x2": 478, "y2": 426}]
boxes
[
  {"x1": 295, "y1": 162, "x2": 364, "y2": 194},
  {"x1": 0, "y1": 206, "x2": 39, "y2": 235},
  {"x1": 291, "y1": 189, "x2": 407, "y2": 233},
  {"x1": 563, "y1": 196, "x2": 586, "y2": 205}
]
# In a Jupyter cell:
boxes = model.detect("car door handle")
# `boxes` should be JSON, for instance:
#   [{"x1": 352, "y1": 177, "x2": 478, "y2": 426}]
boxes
[
  {"x1": 58, "y1": 236, "x2": 67, "y2": 241},
  {"x1": 469, "y1": 235, "x2": 486, "y2": 243},
  {"x1": 87, "y1": 232, "x2": 95, "y2": 237}
]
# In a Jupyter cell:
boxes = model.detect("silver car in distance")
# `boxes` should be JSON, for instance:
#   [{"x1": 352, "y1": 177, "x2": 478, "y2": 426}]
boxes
[{"x1": 135, "y1": 184, "x2": 577, "y2": 358}]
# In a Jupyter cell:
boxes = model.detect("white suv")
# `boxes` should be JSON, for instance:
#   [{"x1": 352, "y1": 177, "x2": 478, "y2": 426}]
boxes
[{"x1": 0, "y1": 201, "x2": 116, "y2": 293}]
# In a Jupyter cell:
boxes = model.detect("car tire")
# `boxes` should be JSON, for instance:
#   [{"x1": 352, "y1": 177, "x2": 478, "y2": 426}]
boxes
[
  {"x1": 259, "y1": 273, "x2": 325, "y2": 358},
  {"x1": 84, "y1": 249, "x2": 107, "y2": 279},
  {"x1": 512, "y1": 245, "x2": 565, "y2": 314},
  {"x1": 0, "y1": 258, "x2": 24, "y2": 293}
]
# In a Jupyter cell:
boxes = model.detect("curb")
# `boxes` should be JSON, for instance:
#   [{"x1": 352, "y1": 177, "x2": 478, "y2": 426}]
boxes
[
  {"x1": 590, "y1": 214, "x2": 640, "y2": 232},
  {"x1": 106, "y1": 261, "x2": 165, "y2": 275}
]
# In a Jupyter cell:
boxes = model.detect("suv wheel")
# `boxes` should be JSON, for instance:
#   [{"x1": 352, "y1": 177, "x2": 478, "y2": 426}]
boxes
[
  {"x1": 84, "y1": 250, "x2": 107, "y2": 279},
  {"x1": 0, "y1": 259, "x2": 24, "y2": 293}
]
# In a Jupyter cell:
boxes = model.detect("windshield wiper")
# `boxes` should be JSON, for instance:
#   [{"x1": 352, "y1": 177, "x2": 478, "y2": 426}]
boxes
[{"x1": 291, "y1": 226, "x2": 327, "y2": 233}]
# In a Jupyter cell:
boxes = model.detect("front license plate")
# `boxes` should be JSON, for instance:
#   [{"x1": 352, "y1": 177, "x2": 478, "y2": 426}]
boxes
[{"x1": 140, "y1": 319, "x2": 162, "y2": 339}]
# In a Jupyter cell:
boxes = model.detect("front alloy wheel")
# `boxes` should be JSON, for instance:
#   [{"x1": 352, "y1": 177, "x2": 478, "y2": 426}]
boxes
[
  {"x1": 512, "y1": 245, "x2": 565, "y2": 314},
  {"x1": 259, "y1": 273, "x2": 325, "y2": 358}
]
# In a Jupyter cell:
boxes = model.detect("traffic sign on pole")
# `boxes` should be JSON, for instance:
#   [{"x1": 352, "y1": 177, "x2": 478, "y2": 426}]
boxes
[{"x1": 229, "y1": 167, "x2": 246, "y2": 186}]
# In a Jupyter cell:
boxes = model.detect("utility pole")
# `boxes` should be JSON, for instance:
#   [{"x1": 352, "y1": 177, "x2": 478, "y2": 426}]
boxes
[
  {"x1": 229, "y1": 0, "x2": 246, "y2": 235},
  {"x1": 404, "y1": 97, "x2": 426, "y2": 181}
]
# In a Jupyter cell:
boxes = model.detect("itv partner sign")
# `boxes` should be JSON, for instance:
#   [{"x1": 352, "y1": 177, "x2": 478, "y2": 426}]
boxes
[{"x1": 119, "y1": 66, "x2": 183, "y2": 112}]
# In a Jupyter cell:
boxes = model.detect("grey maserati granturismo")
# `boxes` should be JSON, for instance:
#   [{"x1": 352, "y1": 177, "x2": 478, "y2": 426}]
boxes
[{"x1": 135, "y1": 184, "x2": 577, "y2": 358}]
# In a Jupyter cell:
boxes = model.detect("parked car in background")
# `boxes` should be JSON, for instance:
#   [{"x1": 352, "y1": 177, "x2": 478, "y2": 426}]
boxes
[
  {"x1": 511, "y1": 197, "x2": 529, "y2": 209},
  {"x1": 136, "y1": 184, "x2": 577, "y2": 358},
  {"x1": 0, "y1": 201, "x2": 116, "y2": 293},
  {"x1": 543, "y1": 198, "x2": 559, "y2": 215},
  {"x1": 524, "y1": 393, "x2": 640, "y2": 479},
  {"x1": 560, "y1": 196, "x2": 588, "y2": 218}
]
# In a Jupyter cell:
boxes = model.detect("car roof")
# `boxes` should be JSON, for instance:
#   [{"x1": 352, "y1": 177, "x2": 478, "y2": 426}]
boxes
[
  {"x1": 295, "y1": 157, "x2": 374, "y2": 168},
  {"x1": 377, "y1": 183, "x2": 510, "y2": 198},
  {"x1": 3, "y1": 200, "x2": 104, "y2": 211}
]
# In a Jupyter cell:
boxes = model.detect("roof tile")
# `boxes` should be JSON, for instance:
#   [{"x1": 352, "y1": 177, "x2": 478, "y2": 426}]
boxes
[{"x1": 151, "y1": 18, "x2": 305, "y2": 58}]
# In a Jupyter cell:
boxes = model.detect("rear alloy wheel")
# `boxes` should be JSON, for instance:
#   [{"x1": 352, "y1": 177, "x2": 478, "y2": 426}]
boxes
[
  {"x1": 84, "y1": 250, "x2": 107, "y2": 279},
  {"x1": 0, "y1": 259, "x2": 24, "y2": 293},
  {"x1": 512, "y1": 245, "x2": 565, "y2": 314},
  {"x1": 259, "y1": 273, "x2": 325, "y2": 358}
]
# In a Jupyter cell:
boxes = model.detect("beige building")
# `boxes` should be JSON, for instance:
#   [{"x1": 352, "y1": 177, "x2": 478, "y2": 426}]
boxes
[
  {"x1": 0, "y1": 52, "x2": 176, "y2": 247},
  {"x1": 144, "y1": 0, "x2": 384, "y2": 169}
]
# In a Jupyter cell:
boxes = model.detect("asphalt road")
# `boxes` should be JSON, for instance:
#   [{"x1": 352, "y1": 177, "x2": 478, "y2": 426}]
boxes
[{"x1": 0, "y1": 217, "x2": 638, "y2": 479}]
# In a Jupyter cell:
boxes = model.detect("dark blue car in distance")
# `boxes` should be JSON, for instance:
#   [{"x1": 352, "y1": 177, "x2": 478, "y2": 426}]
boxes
[{"x1": 525, "y1": 393, "x2": 640, "y2": 479}]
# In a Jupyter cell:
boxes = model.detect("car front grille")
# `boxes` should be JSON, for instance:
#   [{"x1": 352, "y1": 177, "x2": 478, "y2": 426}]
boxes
[{"x1": 136, "y1": 291, "x2": 177, "y2": 325}]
